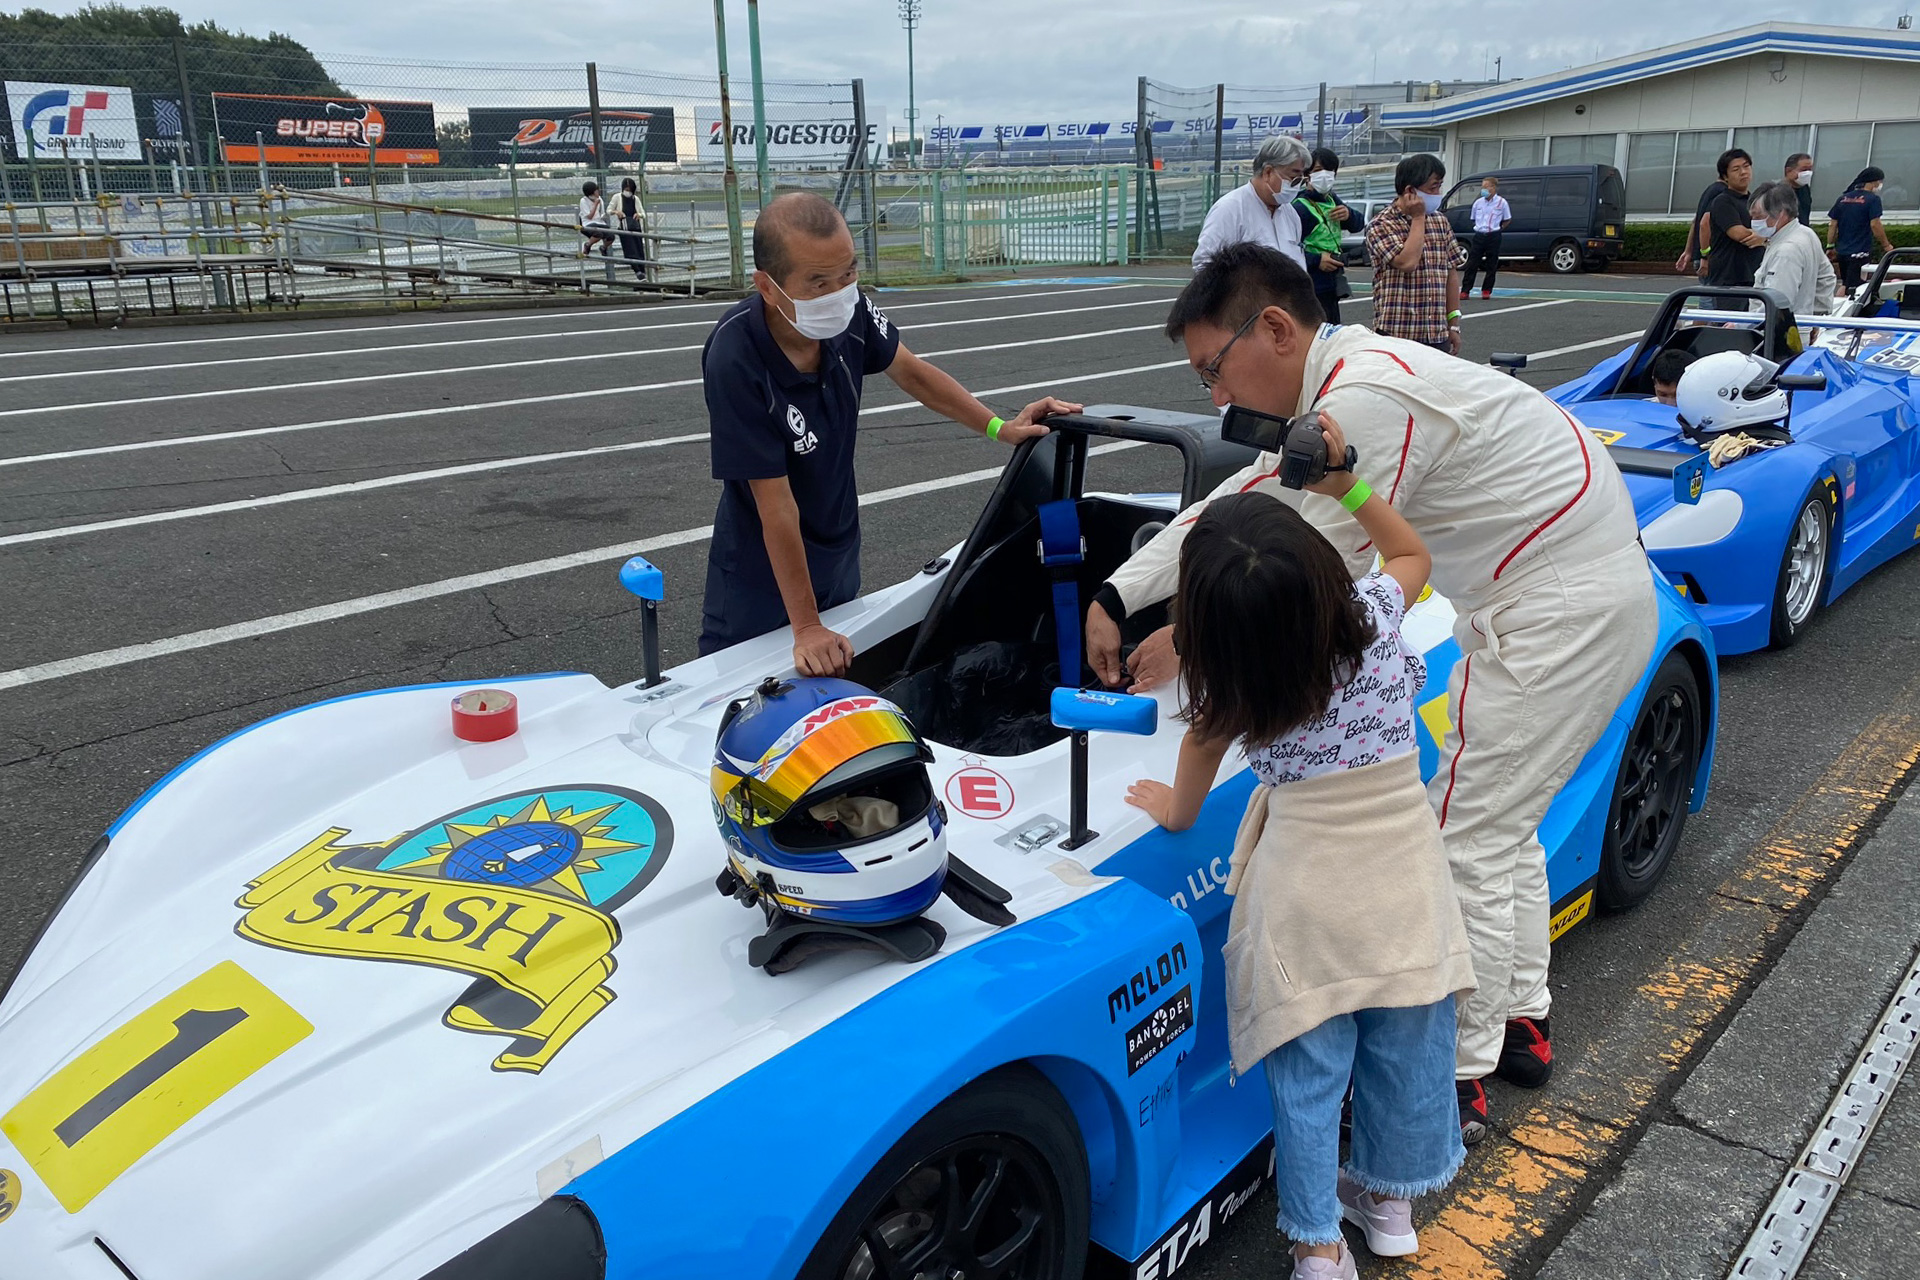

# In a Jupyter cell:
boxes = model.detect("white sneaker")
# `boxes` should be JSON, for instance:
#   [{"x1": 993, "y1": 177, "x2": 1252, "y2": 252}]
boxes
[
  {"x1": 1290, "y1": 1240, "x2": 1358, "y2": 1280},
  {"x1": 1337, "y1": 1172, "x2": 1418, "y2": 1256}
]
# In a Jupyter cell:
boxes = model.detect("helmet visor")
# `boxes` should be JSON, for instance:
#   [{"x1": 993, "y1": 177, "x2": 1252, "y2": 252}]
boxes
[{"x1": 742, "y1": 705, "x2": 929, "y2": 820}]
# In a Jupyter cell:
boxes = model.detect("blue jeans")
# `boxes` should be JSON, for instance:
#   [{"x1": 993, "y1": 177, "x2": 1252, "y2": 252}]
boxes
[{"x1": 1261, "y1": 998, "x2": 1464, "y2": 1244}]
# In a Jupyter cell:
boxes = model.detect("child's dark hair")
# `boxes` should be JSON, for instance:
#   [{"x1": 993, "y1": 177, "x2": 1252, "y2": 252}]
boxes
[
  {"x1": 1175, "y1": 492, "x2": 1377, "y2": 745},
  {"x1": 582, "y1": 180, "x2": 600, "y2": 196},
  {"x1": 1650, "y1": 348, "x2": 1694, "y2": 387}
]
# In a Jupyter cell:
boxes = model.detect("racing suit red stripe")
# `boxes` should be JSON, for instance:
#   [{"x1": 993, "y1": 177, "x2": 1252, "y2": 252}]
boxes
[
  {"x1": 1492, "y1": 406, "x2": 1593, "y2": 580},
  {"x1": 1438, "y1": 653, "x2": 1474, "y2": 827}
]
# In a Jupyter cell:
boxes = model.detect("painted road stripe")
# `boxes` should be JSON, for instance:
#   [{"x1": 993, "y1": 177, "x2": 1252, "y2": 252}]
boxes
[
  {"x1": 0, "y1": 283, "x2": 1160, "y2": 363},
  {"x1": 0, "y1": 295, "x2": 1181, "y2": 386},
  {"x1": 0, "y1": 349, "x2": 1190, "y2": 471},
  {"x1": 1458, "y1": 298, "x2": 1572, "y2": 321},
  {"x1": 0, "y1": 298, "x2": 1181, "y2": 418},
  {"x1": 1527, "y1": 330, "x2": 1644, "y2": 362},
  {"x1": 0, "y1": 444, "x2": 1140, "y2": 692},
  {"x1": 1400, "y1": 686, "x2": 1920, "y2": 1280},
  {"x1": 0, "y1": 357, "x2": 1190, "y2": 542}
]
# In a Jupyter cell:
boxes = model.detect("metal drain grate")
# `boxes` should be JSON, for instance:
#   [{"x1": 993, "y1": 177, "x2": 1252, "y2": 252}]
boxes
[{"x1": 1729, "y1": 958, "x2": 1920, "y2": 1278}]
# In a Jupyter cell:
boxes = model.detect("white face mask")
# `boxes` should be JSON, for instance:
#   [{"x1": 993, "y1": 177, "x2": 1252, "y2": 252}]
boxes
[
  {"x1": 1796, "y1": 170, "x2": 1813, "y2": 187},
  {"x1": 773, "y1": 277, "x2": 860, "y2": 340},
  {"x1": 1274, "y1": 178, "x2": 1303, "y2": 202},
  {"x1": 1309, "y1": 170, "x2": 1336, "y2": 193},
  {"x1": 1751, "y1": 218, "x2": 1777, "y2": 240},
  {"x1": 1420, "y1": 190, "x2": 1444, "y2": 213}
]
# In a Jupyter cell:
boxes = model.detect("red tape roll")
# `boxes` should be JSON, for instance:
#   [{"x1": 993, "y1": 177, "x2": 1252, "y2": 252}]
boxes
[{"x1": 451, "y1": 688, "x2": 519, "y2": 741}]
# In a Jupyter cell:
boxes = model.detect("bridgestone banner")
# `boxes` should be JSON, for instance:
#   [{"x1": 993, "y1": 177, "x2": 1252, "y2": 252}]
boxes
[
  {"x1": 694, "y1": 106, "x2": 882, "y2": 165},
  {"x1": 213, "y1": 93, "x2": 439, "y2": 165},
  {"x1": 468, "y1": 106, "x2": 677, "y2": 164}
]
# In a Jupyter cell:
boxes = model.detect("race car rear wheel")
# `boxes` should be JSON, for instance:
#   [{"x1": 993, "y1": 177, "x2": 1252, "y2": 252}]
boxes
[
  {"x1": 1597, "y1": 650, "x2": 1702, "y2": 912},
  {"x1": 800, "y1": 1065, "x2": 1090, "y2": 1280},
  {"x1": 1770, "y1": 486, "x2": 1834, "y2": 648}
]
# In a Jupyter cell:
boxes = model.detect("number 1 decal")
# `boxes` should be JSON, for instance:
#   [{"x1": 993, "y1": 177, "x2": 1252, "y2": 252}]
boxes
[{"x1": 2, "y1": 961, "x2": 310, "y2": 1212}]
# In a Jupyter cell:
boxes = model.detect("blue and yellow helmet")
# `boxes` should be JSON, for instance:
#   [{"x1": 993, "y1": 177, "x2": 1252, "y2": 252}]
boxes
[{"x1": 712, "y1": 677, "x2": 947, "y2": 926}]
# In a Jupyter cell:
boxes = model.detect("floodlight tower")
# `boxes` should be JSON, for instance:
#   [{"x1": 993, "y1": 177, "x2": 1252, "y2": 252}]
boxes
[{"x1": 900, "y1": 0, "x2": 922, "y2": 168}]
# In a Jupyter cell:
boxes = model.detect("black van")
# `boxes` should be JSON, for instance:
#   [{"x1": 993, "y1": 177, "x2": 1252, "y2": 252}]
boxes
[{"x1": 1441, "y1": 163, "x2": 1626, "y2": 274}]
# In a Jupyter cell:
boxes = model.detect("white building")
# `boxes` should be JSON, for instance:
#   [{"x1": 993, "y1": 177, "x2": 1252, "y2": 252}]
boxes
[{"x1": 1379, "y1": 24, "x2": 1920, "y2": 215}]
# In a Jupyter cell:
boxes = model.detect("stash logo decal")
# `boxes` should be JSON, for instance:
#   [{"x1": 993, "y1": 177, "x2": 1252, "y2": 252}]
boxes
[{"x1": 234, "y1": 787, "x2": 671, "y2": 1073}]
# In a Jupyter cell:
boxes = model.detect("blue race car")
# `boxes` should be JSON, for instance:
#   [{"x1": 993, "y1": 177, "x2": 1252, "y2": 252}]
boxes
[
  {"x1": 1546, "y1": 279, "x2": 1920, "y2": 654},
  {"x1": 0, "y1": 409, "x2": 1715, "y2": 1280}
]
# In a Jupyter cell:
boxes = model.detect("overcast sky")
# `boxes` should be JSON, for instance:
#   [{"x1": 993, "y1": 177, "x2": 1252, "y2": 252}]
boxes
[{"x1": 30, "y1": 2, "x2": 1920, "y2": 121}]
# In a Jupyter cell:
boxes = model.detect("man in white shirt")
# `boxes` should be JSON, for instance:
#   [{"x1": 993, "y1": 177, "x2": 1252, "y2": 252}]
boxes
[
  {"x1": 1192, "y1": 134, "x2": 1310, "y2": 271},
  {"x1": 1460, "y1": 176, "x2": 1512, "y2": 300},
  {"x1": 1751, "y1": 180, "x2": 1837, "y2": 316}
]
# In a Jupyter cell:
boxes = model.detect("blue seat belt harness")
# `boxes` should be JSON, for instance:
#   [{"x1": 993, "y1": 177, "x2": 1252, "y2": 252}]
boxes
[{"x1": 1037, "y1": 499, "x2": 1086, "y2": 685}]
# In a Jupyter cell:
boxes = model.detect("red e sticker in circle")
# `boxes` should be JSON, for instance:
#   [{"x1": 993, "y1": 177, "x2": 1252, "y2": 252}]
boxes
[{"x1": 945, "y1": 767, "x2": 1015, "y2": 820}]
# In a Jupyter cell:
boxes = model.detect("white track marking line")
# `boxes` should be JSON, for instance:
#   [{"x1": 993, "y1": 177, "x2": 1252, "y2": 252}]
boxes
[
  {"x1": 0, "y1": 358, "x2": 1190, "y2": 539},
  {"x1": 0, "y1": 433, "x2": 711, "y2": 547},
  {"x1": 1457, "y1": 299, "x2": 1572, "y2": 321},
  {"x1": 0, "y1": 337, "x2": 1189, "y2": 469},
  {"x1": 0, "y1": 295, "x2": 1181, "y2": 386},
  {"x1": 0, "y1": 283, "x2": 1158, "y2": 363},
  {"x1": 0, "y1": 443, "x2": 1140, "y2": 692},
  {"x1": 1527, "y1": 330, "x2": 1644, "y2": 361},
  {"x1": 0, "y1": 299, "x2": 1181, "y2": 419}
]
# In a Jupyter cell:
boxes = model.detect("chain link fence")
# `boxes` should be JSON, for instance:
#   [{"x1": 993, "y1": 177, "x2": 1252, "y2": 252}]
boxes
[{"x1": 0, "y1": 39, "x2": 1426, "y2": 319}]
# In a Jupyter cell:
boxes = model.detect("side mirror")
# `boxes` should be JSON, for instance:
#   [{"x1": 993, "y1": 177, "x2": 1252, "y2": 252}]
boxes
[
  {"x1": 1776, "y1": 373, "x2": 1828, "y2": 392},
  {"x1": 1490, "y1": 352, "x2": 1528, "y2": 376},
  {"x1": 1051, "y1": 687, "x2": 1157, "y2": 850},
  {"x1": 619, "y1": 556, "x2": 667, "y2": 689}
]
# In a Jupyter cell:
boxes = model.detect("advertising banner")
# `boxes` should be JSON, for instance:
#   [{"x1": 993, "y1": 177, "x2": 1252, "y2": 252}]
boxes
[
  {"x1": 213, "y1": 93, "x2": 439, "y2": 164},
  {"x1": 466, "y1": 106, "x2": 677, "y2": 165},
  {"x1": 5, "y1": 80, "x2": 142, "y2": 162},
  {"x1": 694, "y1": 106, "x2": 882, "y2": 165}
]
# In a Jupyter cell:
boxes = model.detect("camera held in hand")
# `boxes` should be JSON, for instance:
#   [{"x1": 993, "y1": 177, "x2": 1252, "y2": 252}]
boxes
[{"x1": 1220, "y1": 406, "x2": 1359, "y2": 490}]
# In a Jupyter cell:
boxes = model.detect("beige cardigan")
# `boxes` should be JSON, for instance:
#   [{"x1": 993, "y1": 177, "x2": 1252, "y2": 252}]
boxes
[{"x1": 1222, "y1": 751, "x2": 1476, "y2": 1073}]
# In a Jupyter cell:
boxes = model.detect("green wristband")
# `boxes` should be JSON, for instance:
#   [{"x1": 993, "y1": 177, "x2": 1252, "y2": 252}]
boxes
[
  {"x1": 986, "y1": 416, "x2": 1006, "y2": 441},
  {"x1": 1339, "y1": 478, "x2": 1373, "y2": 513},
  {"x1": 1447, "y1": 309, "x2": 1462, "y2": 321}
]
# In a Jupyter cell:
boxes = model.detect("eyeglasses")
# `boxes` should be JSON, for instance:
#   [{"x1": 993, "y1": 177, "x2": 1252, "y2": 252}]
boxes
[{"x1": 1198, "y1": 312, "x2": 1260, "y2": 391}]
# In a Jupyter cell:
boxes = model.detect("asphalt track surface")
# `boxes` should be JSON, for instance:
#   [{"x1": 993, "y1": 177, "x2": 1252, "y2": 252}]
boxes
[{"x1": 4, "y1": 265, "x2": 1917, "y2": 1277}]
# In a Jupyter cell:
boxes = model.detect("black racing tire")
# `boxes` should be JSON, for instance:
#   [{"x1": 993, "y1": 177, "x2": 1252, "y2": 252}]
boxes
[
  {"x1": 1768, "y1": 483, "x2": 1837, "y2": 649},
  {"x1": 1548, "y1": 240, "x2": 1585, "y2": 274},
  {"x1": 797, "y1": 1065, "x2": 1090, "y2": 1280},
  {"x1": 1597, "y1": 650, "x2": 1704, "y2": 912}
]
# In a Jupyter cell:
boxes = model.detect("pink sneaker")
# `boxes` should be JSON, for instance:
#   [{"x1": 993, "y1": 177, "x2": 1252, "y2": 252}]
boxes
[
  {"x1": 1338, "y1": 1172, "x2": 1418, "y2": 1256},
  {"x1": 1290, "y1": 1240, "x2": 1358, "y2": 1279}
]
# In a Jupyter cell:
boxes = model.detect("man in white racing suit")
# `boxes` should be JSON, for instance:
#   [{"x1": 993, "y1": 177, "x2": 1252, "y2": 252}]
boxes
[{"x1": 1086, "y1": 242, "x2": 1659, "y2": 1143}]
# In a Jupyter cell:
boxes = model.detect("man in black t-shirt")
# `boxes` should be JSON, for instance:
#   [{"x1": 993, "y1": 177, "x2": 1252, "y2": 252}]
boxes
[
  {"x1": 1701, "y1": 149, "x2": 1765, "y2": 287},
  {"x1": 698, "y1": 193, "x2": 1080, "y2": 674}
]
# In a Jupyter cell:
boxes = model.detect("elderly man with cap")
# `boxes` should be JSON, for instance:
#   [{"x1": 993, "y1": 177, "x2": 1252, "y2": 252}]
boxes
[
  {"x1": 1084, "y1": 243, "x2": 1659, "y2": 1146},
  {"x1": 698, "y1": 192, "x2": 1080, "y2": 675},
  {"x1": 1192, "y1": 134, "x2": 1313, "y2": 271}
]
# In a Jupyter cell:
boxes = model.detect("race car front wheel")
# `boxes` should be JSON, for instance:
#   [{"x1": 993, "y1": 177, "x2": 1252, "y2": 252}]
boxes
[
  {"x1": 1770, "y1": 486, "x2": 1835, "y2": 648},
  {"x1": 1597, "y1": 650, "x2": 1703, "y2": 912},
  {"x1": 800, "y1": 1065, "x2": 1090, "y2": 1280}
]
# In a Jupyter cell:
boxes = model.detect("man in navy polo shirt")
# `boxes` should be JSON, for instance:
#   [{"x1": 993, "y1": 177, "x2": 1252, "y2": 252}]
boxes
[{"x1": 699, "y1": 192, "x2": 1080, "y2": 674}]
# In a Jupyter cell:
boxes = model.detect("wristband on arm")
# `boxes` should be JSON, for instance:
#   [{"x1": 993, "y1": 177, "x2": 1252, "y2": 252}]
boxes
[
  {"x1": 1339, "y1": 479, "x2": 1374, "y2": 513},
  {"x1": 986, "y1": 416, "x2": 1006, "y2": 441}
]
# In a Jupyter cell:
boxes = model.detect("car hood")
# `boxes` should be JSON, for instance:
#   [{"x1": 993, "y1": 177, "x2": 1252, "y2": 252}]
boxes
[
  {"x1": 0, "y1": 671, "x2": 1097, "y2": 1280},
  {"x1": 1573, "y1": 399, "x2": 1703, "y2": 523}
]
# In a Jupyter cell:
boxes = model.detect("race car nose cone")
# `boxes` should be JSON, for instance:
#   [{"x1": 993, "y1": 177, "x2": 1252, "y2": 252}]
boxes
[{"x1": 451, "y1": 687, "x2": 519, "y2": 741}]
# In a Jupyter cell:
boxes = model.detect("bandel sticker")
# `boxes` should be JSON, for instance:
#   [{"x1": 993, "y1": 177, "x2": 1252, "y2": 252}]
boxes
[{"x1": 234, "y1": 787, "x2": 671, "y2": 1073}]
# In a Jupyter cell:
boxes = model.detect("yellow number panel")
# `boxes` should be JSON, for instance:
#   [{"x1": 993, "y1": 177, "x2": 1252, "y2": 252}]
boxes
[{"x1": 1, "y1": 961, "x2": 311, "y2": 1212}]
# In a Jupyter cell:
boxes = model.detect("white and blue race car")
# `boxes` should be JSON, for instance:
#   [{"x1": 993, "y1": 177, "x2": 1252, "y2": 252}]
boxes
[{"x1": 0, "y1": 408, "x2": 1717, "y2": 1280}]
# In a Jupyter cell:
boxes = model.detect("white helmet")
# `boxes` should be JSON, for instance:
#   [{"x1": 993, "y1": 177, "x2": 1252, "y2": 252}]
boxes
[{"x1": 1675, "y1": 350, "x2": 1789, "y2": 435}]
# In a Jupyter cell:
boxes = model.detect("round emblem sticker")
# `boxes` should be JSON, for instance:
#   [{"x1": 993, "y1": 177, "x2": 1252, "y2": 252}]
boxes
[
  {"x1": 945, "y1": 766, "x2": 1015, "y2": 820},
  {"x1": 0, "y1": 1168, "x2": 20, "y2": 1224}
]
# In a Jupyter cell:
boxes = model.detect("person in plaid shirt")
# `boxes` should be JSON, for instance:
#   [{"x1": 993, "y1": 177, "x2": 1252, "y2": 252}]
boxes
[{"x1": 1366, "y1": 154, "x2": 1467, "y2": 354}]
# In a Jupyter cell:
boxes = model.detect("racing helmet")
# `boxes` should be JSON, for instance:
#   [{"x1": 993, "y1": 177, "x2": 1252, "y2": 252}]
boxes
[
  {"x1": 1675, "y1": 350, "x2": 1789, "y2": 435},
  {"x1": 712, "y1": 677, "x2": 948, "y2": 926}
]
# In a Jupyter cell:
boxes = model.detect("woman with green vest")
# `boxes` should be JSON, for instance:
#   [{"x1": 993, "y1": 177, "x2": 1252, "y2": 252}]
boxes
[{"x1": 1295, "y1": 146, "x2": 1362, "y2": 324}]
